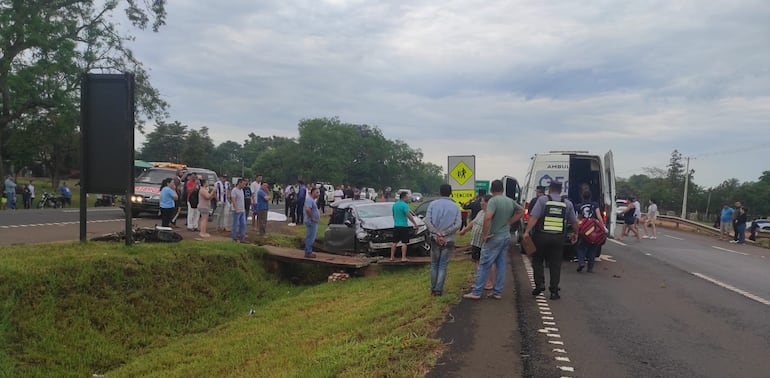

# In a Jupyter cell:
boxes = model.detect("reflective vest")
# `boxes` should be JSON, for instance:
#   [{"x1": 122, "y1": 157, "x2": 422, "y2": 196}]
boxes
[{"x1": 539, "y1": 197, "x2": 567, "y2": 234}]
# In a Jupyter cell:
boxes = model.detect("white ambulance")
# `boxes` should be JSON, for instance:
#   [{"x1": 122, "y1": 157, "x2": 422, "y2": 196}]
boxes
[{"x1": 521, "y1": 151, "x2": 617, "y2": 246}]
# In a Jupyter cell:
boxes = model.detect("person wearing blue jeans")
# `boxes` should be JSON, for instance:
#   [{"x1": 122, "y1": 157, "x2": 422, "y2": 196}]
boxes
[
  {"x1": 468, "y1": 233, "x2": 511, "y2": 298},
  {"x1": 230, "y1": 179, "x2": 247, "y2": 242},
  {"x1": 303, "y1": 187, "x2": 321, "y2": 258},
  {"x1": 731, "y1": 201, "x2": 747, "y2": 244},
  {"x1": 576, "y1": 240, "x2": 598, "y2": 272},
  {"x1": 424, "y1": 184, "x2": 462, "y2": 296},
  {"x1": 464, "y1": 179, "x2": 524, "y2": 300}
]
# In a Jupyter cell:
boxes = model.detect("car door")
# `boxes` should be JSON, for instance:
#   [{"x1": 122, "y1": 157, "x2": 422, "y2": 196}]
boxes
[
  {"x1": 323, "y1": 207, "x2": 357, "y2": 252},
  {"x1": 604, "y1": 150, "x2": 617, "y2": 237},
  {"x1": 502, "y1": 175, "x2": 523, "y2": 240}
]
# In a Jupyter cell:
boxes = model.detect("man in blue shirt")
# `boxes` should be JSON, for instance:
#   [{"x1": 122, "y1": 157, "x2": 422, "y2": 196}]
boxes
[
  {"x1": 304, "y1": 187, "x2": 321, "y2": 258},
  {"x1": 390, "y1": 191, "x2": 418, "y2": 262},
  {"x1": 719, "y1": 203, "x2": 734, "y2": 241},
  {"x1": 296, "y1": 180, "x2": 307, "y2": 225},
  {"x1": 58, "y1": 181, "x2": 72, "y2": 207},
  {"x1": 424, "y1": 184, "x2": 462, "y2": 296}
]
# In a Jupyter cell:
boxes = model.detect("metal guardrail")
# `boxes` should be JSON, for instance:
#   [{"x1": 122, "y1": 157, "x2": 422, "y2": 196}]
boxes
[
  {"x1": 657, "y1": 215, "x2": 770, "y2": 242},
  {"x1": 657, "y1": 215, "x2": 720, "y2": 236}
]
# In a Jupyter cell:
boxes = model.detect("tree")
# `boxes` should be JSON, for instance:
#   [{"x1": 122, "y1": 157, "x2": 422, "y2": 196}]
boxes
[
  {"x1": 0, "y1": 0, "x2": 168, "y2": 174},
  {"x1": 182, "y1": 127, "x2": 214, "y2": 167},
  {"x1": 209, "y1": 140, "x2": 243, "y2": 177},
  {"x1": 140, "y1": 121, "x2": 187, "y2": 163}
]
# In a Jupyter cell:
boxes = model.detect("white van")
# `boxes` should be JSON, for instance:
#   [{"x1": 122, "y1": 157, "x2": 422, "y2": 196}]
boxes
[{"x1": 521, "y1": 150, "x2": 617, "y2": 241}]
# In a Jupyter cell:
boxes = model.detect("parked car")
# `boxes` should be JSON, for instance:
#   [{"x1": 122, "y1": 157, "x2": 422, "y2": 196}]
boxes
[
  {"x1": 323, "y1": 200, "x2": 430, "y2": 256},
  {"x1": 396, "y1": 188, "x2": 412, "y2": 198},
  {"x1": 410, "y1": 192, "x2": 423, "y2": 202},
  {"x1": 616, "y1": 199, "x2": 628, "y2": 222},
  {"x1": 361, "y1": 187, "x2": 378, "y2": 201},
  {"x1": 753, "y1": 219, "x2": 770, "y2": 232}
]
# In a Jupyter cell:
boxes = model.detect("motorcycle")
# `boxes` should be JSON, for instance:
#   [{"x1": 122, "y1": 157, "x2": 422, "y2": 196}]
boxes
[
  {"x1": 37, "y1": 192, "x2": 63, "y2": 209},
  {"x1": 94, "y1": 194, "x2": 115, "y2": 207}
]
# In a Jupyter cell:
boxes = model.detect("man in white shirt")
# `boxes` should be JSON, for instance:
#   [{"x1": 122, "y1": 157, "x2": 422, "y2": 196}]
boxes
[
  {"x1": 28, "y1": 180, "x2": 35, "y2": 207},
  {"x1": 250, "y1": 175, "x2": 262, "y2": 196}
]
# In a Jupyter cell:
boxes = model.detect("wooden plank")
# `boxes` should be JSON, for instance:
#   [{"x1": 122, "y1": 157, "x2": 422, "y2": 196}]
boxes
[{"x1": 262, "y1": 245, "x2": 371, "y2": 269}]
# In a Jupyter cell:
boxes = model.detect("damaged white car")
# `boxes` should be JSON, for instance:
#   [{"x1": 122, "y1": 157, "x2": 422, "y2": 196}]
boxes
[{"x1": 323, "y1": 200, "x2": 431, "y2": 256}]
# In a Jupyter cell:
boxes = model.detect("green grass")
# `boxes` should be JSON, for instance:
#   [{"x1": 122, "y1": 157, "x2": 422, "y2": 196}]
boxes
[{"x1": 0, "y1": 240, "x2": 475, "y2": 377}]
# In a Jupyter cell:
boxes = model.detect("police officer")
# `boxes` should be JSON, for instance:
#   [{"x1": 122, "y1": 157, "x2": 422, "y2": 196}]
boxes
[{"x1": 523, "y1": 181, "x2": 579, "y2": 300}]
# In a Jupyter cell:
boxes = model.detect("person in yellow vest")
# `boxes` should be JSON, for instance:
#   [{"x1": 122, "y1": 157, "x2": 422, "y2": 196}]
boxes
[{"x1": 523, "y1": 181, "x2": 578, "y2": 300}]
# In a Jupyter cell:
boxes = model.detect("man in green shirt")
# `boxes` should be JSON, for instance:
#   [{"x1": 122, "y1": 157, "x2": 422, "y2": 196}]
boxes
[
  {"x1": 463, "y1": 179, "x2": 524, "y2": 300},
  {"x1": 390, "y1": 191, "x2": 418, "y2": 262}
]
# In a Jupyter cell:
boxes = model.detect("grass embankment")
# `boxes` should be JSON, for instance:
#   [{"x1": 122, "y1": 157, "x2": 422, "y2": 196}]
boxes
[{"x1": 0, "y1": 240, "x2": 474, "y2": 377}]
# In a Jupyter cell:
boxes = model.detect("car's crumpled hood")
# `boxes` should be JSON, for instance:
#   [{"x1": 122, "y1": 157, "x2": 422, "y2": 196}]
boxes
[{"x1": 361, "y1": 216, "x2": 425, "y2": 230}]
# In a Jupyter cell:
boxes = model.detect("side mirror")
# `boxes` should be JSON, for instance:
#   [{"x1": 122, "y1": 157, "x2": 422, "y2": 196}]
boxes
[{"x1": 344, "y1": 219, "x2": 353, "y2": 227}]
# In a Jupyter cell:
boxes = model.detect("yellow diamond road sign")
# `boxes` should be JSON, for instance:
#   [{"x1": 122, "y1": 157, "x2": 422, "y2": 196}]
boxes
[{"x1": 450, "y1": 161, "x2": 473, "y2": 186}]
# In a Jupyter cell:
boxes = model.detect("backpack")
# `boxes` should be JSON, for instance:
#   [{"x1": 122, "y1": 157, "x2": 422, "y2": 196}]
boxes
[
  {"x1": 189, "y1": 187, "x2": 200, "y2": 208},
  {"x1": 578, "y1": 217, "x2": 607, "y2": 245}
]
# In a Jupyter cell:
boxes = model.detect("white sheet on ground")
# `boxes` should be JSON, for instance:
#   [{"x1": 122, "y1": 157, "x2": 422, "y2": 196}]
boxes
[{"x1": 267, "y1": 211, "x2": 287, "y2": 222}]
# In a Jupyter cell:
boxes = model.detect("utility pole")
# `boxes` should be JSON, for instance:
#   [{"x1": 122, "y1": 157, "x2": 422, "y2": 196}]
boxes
[{"x1": 681, "y1": 156, "x2": 694, "y2": 219}]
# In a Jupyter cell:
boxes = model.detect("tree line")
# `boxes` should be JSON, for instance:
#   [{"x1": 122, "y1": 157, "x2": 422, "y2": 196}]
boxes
[
  {"x1": 617, "y1": 150, "x2": 770, "y2": 221},
  {"x1": 138, "y1": 117, "x2": 445, "y2": 194}
]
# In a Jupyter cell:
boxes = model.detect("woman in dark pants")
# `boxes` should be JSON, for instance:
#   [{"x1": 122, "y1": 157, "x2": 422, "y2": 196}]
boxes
[{"x1": 159, "y1": 178, "x2": 178, "y2": 227}]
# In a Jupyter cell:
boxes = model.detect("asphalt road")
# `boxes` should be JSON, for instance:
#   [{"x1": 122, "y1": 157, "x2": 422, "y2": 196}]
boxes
[
  {"x1": 0, "y1": 201, "x2": 289, "y2": 245},
  {"x1": 513, "y1": 228, "x2": 770, "y2": 378}
]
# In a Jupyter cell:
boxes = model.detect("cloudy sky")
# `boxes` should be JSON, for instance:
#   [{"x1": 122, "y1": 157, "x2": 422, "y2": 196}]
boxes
[{"x1": 127, "y1": 0, "x2": 770, "y2": 187}]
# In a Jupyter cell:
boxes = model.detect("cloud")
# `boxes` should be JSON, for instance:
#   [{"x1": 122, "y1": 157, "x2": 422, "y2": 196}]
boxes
[{"x1": 127, "y1": 0, "x2": 770, "y2": 187}]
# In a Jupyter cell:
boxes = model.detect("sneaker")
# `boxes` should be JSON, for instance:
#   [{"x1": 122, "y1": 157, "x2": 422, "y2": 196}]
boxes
[
  {"x1": 288, "y1": 223, "x2": 296, "y2": 227},
  {"x1": 642, "y1": 235, "x2": 650, "y2": 239},
  {"x1": 577, "y1": 265, "x2": 584, "y2": 272},
  {"x1": 550, "y1": 292, "x2": 561, "y2": 300},
  {"x1": 532, "y1": 288, "x2": 545, "y2": 296},
  {"x1": 729, "y1": 240, "x2": 738, "y2": 243},
  {"x1": 462, "y1": 292, "x2": 481, "y2": 300},
  {"x1": 650, "y1": 236, "x2": 657, "y2": 239},
  {"x1": 486, "y1": 293, "x2": 502, "y2": 300}
]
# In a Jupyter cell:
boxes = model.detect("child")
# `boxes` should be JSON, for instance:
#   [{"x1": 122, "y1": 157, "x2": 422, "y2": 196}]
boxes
[{"x1": 458, "y1": 194, "x2": 494, "y2": 289}]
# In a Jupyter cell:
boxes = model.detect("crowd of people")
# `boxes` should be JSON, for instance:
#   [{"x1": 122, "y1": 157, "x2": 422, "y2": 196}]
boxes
[{"x1": 2, "y1": 175, "x2": 72, "y2": 210}]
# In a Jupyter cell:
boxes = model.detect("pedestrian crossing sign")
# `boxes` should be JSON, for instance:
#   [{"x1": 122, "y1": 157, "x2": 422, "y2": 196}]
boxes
[{"x1": 450, "y1": 161, "x2": 472, "y2": 186}]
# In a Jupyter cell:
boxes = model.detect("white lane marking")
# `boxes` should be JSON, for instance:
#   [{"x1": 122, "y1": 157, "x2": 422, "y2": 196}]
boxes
[
  {"x1": 664, "y1": 235, "x2": 684, "y2": 240},
  {"x1": 523, "y1": 254, "x2": 576, "y2": 376},
  {"x1": 0, "y1": 219, "x2": 123, "y2": 229},
  {"x1": 711, "y1": 246, "x2": 749, "y2": 256},
  {"x1": 692, "y1": 272, "x2": 770, "y2": 306},
  {"x1": 63, "y1": 208, "x2": 122, "y2": 213},
  {"x1": 608, "y1": 239, "x2": 626, "y2": 246},
  {"x1": 644, "y1": 253, "x2": 652, "y2": 256}
]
